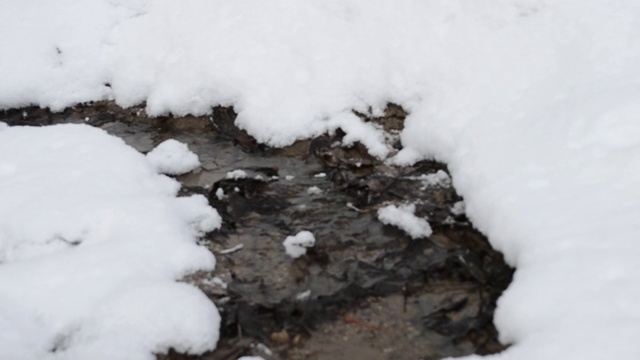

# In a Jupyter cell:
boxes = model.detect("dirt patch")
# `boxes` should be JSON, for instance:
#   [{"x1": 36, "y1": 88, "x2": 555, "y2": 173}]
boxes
[{"x1": 2, "y1": 103, "x2": 513, "y2": 360}]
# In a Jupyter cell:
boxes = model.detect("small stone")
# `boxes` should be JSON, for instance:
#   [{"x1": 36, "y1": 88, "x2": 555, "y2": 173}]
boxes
[
  {"x1": 270, "y1": 330, "x2": 290, "y2": 344},
  {"x1": 292, "y1": 334, "x2": 303, "y2": 346}
]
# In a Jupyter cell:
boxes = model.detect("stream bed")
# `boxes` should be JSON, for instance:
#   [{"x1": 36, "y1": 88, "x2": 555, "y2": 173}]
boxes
[{"x1": 2, "y1": 103, "x2": 513, "y2": 360}]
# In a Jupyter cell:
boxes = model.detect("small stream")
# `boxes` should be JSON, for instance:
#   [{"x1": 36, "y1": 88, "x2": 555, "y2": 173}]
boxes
[{"x1": 2, "y1": 103, "x2": 513, "y2": 360}]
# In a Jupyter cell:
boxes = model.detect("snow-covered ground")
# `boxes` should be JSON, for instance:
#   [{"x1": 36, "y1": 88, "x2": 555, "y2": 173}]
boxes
[
  {"x1": 0, "y1": 125, "x2": 221, "y2": 359},
  {"x1": 2, "y1": 0, "x2": 640, "y2": 359}
]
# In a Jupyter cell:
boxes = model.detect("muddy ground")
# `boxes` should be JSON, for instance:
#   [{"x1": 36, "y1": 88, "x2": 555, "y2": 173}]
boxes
[{"x1": 1, "y1": 103, "x2": 513, "y2": 360}]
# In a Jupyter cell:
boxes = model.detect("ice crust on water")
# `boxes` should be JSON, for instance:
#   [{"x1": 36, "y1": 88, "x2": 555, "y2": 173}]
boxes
[
  {"x1": 0, "y1": 124, "x2": 222, "y2": 359},
  {"x1": 146, "y1": 139, "x2": 201, "y2": 175},
  {"x1": 2, "y1": 0, "x2": 640, "y2": 358},
  {"x1": 377, "y1": 203, "x2": 433, "y2": 239},
  {"x1": 283, "y1": 231, "x2": 316, "y2": 259}
]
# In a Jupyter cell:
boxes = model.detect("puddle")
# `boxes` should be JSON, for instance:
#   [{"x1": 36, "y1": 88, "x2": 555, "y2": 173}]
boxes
[{"x1": 2, "y1": 103, "x2": 513, "y2": 360}]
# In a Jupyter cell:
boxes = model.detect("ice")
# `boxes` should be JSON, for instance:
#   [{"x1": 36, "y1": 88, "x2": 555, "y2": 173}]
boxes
[
  {"x1": 0, "y1": 124, "x2": 221, "y2": 359},
  {"x1": 282, "y1": 231, "x2": 316, "y2": 259},
  {"x1": 146, "y1": 139, "x2": 201, "y2": 175},
  {"x1": 377, "y1": 203, "x2": 433, "y2": 239}
]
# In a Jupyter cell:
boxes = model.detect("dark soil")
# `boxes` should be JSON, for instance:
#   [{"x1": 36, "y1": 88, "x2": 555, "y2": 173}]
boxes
[{"x1": 1, "y1": 102, "x2": 513, "y2": 360}]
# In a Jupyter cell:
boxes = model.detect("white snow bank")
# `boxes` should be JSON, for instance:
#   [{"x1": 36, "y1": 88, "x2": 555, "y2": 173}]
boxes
[
  {"x1": 146, "y1": 139, "x2": 201, "y2": 175},
  {"x1": 0, "y1": 124, "x2": 221, "y2": 359},
  {"x1": 377, "y1": 203, "x2": 432, "y2": 239},
  {"x1": 283, "y1": 231, "x2": 315, "y2": 259},
  {"x1": 3, "y1": 0, "x2": 640, "y2": 358}
]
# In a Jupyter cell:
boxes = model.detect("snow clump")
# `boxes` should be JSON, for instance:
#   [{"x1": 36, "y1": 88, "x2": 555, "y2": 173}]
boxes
[
  {"x1": 377, "y1": 203, "x2": 432, "y2": 239},
  {"x1": 226, "y1": 169, "x2": 248, "y2": 179},
  {"x1": 416, "y1": 170, "x2": 452, "y2": 189},
  {"x1": 215, "y1": 188, "x2": 227, "y2": 200},
  {"x1": 146, "y1": 139, "x2": 201, "y2": 175},
  {"x1": 451, "y1": 201, "x2": 465, "y2": 216},
  {"x1": 282, "y1": 231, "x2": 316, "y2": 258}
]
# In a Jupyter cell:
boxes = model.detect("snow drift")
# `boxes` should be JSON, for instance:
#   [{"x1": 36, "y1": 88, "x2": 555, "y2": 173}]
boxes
[{"x1": 0, "y1": 124, "x2": 222, "y2": 359}]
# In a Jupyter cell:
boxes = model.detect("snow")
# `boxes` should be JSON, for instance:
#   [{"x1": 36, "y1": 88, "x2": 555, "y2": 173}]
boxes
[
  {"x1": 219, "y1": 244, "x2": 244, "y2": 255},
  {"x1": 451, "y1": 201, "x2": 466, "y2": 216},
  {"x1": 0, "y1": 124, "x2": 221, "y2": 359},
  {"x1": 225, "y1": 169, "x2": 248, "y2": 180},
  {"x1": 146, "y1": 139, "x2": 201, "y2": 175},
  {"x1": 202, "y1": 277, "x2": 228, "y2": 290},
  {"x1": 414, "y1": 170, "x2": 452, "y2": 189},
  {"x1": 307, "y1": 186, "x2": 322, "y2": 195},
  {"x1": 377, "y1": 203, "x2": 433, "y2": 240},
  {"x1": 296, "y1": 290, "x2": 312, "y2": 302},
  {"x1": 282, "y1": 231, "x2": 316, "y2": 259},
  {"x1": 2, "y1": 0, "x2": 640, "y2": 359},
  {"x1": 215, "y1": 188, "x2": 226, "y2": 200}
]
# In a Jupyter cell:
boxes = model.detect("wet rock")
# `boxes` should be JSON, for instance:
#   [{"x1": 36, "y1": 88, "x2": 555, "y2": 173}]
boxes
[{"x1": 1, "y1": 106, "x2": 53, "y2": 126}]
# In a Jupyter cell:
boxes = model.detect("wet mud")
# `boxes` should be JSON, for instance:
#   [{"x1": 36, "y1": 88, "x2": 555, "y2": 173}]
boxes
[{"x1": 1, "y1": 103, "x2": 513, "y2": 360}]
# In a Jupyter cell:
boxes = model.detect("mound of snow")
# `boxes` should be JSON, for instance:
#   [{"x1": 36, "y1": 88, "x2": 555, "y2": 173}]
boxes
[
  {"x1": 0, "y1": 124, "x2": 221, "y2": 359},
  {"x1": 146, "y1": 139, "x2": 201, "y2": 175}
]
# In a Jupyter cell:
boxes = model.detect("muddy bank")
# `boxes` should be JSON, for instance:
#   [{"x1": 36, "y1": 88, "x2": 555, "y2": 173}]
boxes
[{"x1": 2, "y1": 103, "x2": 513, "y2": 360}]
